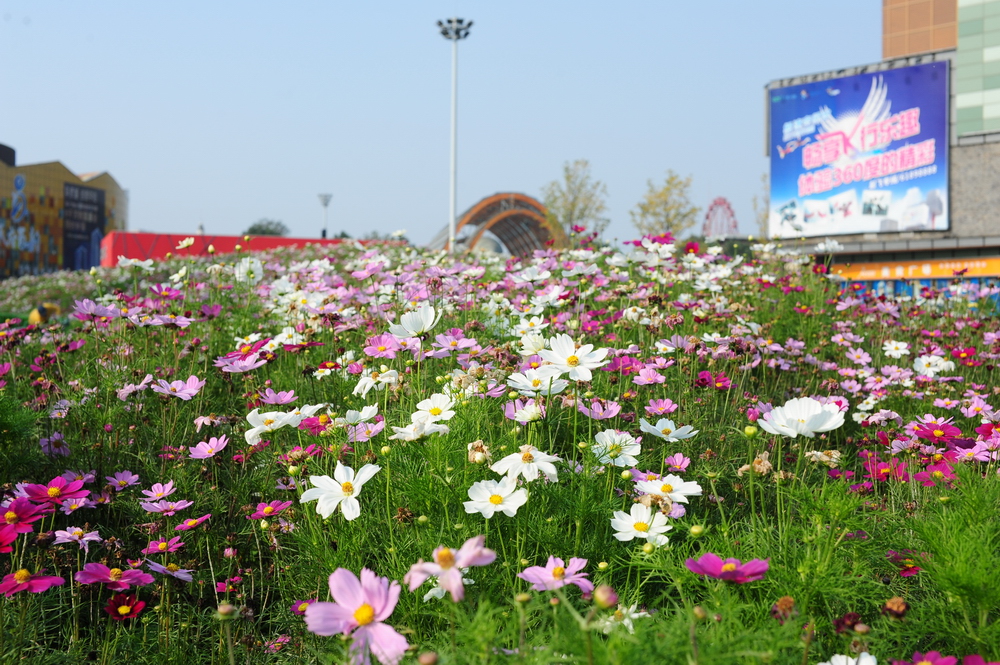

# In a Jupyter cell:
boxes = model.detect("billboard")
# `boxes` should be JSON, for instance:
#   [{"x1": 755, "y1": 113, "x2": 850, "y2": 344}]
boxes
[
  {"x1": 63, "y1": 183, "x2": 105, "y2": 270},
  {"x1": 768, "y1": 61, "x2": 949, "y2": 239}
]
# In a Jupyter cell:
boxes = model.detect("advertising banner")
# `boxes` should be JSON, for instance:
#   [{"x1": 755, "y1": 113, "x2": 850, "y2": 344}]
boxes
[
  {"x1": 63, "y1": 182, "x2": 105, "y2": 270},
  {"x1": 769, "y1": 61, "x2": 949, "y2": 239}
]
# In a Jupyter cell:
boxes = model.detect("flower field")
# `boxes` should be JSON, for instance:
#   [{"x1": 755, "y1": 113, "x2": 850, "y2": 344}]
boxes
[{"x1": 1, "y1": 234, "x2": 1000, "y2": 665}]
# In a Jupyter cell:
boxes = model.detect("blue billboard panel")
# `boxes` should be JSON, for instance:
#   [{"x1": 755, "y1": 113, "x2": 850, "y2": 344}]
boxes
[{"x1": 769, "y1": 61, "x2": 949, "y2": 239}]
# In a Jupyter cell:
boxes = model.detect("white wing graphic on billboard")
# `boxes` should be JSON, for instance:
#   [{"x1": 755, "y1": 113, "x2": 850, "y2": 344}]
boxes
[{"x1": 818, "y1": 75, "x2": 891, "y2": 158}]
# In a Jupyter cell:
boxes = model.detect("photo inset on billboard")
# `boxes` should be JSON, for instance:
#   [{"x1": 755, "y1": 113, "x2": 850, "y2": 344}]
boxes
[{"x1": 768, "y1": 61, "x2": 949, "y2": 239}]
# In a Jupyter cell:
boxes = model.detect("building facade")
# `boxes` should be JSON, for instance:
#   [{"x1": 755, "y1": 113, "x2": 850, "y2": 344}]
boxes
[
  {"x1": 0, "y1": 145, "x2": 128, "y2": 278},
  {"x1": 764, "y1": 1, "x2": 1000, "y2": 292}
]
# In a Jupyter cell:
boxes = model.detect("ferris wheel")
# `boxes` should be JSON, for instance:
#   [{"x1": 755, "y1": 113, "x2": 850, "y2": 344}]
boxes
[{"x1": 702, "y1": 197, "x2": 739, "y2": 238}]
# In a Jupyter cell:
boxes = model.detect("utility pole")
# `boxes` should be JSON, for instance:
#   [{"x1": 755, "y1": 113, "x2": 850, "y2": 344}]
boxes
[
  {"x1": 318, "y1": 193, "x2": 332, "y2": 239},
  {"x1": 436, "y1": 17, "x2": 472, "y2": 253}
]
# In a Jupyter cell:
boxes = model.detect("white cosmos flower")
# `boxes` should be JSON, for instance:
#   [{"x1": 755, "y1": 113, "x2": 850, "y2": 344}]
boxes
[
  {"x1": 519, "y1": 333, "x2": 548, "y2": 356},
  {"x1": 758, "y1": 397, "x2": 846, "y2": 439},
  {"x1": 281, "y1": 403, "x2": 325, "y2": 428},
  {"x1": 388, "y1": 302, "x2": 441, "y2": 338},
  {"x1": 463, "y1": 476, "x2": 528, "y2": 519},
  {"x1": 610, "y1": 503, "x2": 671, "y2": 546},
  {"x1": 592, "y1": 430, "x2": 641, "y2": 467},
  {"x1": 490, "y1": 444, "x2": 559, "y2": 483},
  {"x1": 117, "y1": 256, "x2": 155, "y2": 272},
  {"x1": 299, "y1": 461, "x2": 380, "y2": 520},
  {"x1": 511, "y1": 316, "x2": 549, "y2": 337},
  {"x1": 913, "y1": 354, "x2": 954, "y2": 377},
  {"x1": 234, "y1": 257, "x2": 265, "y2": 285},
  {"x1": 635, "y1": 474, "x2": 702, "y2": 504},
  {"x1": 639, "y1": 418, "x2": 699, "y2": 442},
  {"x1": 597, "y1": 603, "x2": 651, "y2": 634},
  {"x1": 882, "y1": 340, "x2": 910, "y2": 359},
  {"x1": 412, "y1": 394, "x2": 455, "y2": 423},
  {"x1": 506, "y1": 369, "x2": 569, "y2": 397},
  {"x1": 244, "y1": 409, "x2": 296, "y2": 445},
  {"x1": 817, "y1": 654, "x2": 877, "y2": 665},
  {"x1": 352, "y1": 369, "x2": 399, "y2": 397},
  {"x1": 388, "y1": 420, "x2": 450, "y2": 441},
  {"x1": 335, "y1": 404, "x2": 379, "y2": 426},
  {"x1": 537, "y1": 334, "x2": 609, "y2": 382}
]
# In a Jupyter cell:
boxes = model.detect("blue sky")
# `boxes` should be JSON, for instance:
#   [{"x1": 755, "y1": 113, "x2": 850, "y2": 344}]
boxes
[{"x1": 1, "y1": 1, "x2": 880, "y2": 245}]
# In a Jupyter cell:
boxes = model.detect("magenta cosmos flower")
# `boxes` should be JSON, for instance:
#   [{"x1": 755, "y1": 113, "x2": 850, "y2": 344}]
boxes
[
  {"x1": 143, "y1": 536, "x2": 185, "y2": 555},
  {"x1": 0, "y1": 569, "x2": 65, "y2": 596},
  {"x1": 685, "y1": 553, "x2": 769, "y2": 583},
  {"x1": 2, "y1": 497, "x2": 49, "y2": 534},
  {"x1": 890, "y1": 652, "x2": 958, "y2": 665},
  {"x1": 75, "y1": 563, "x2": 155, "y2": 590},
  {"x1": 150, "y1": 375, "x2": 206, "y2": 400},
  {"x1": 249, "y1": 500, "x2": 293, "y2": 520},
  {"x1": 403, "y1": 535, "x2": 496, "y2": 602},
  {"x1": 518, "y1": 556, "x2": 594, "y2": 594},
  {"x1": 174, "y1": 513, "x2": 212, "y2": 531},
  {"x1": 22, "y1": 476, "x2": 89, "y2": 506},
  {"x1": 305, "y1": 568, "x2": 409, "y2": 665}
]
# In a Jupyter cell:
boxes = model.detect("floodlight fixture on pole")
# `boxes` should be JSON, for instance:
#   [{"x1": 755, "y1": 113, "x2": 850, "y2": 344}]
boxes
[
  {"x1": 437, "y1": 17, "x2": 472, "y2": 253},
  {"x1": 318, "y1": 193, "x2": 332, "y2": 239}
]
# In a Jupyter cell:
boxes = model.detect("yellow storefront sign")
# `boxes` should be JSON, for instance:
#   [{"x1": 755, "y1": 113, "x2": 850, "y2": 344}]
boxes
[{"x1": 833, "y1": 257, "x2": 1000, "y2": 281}]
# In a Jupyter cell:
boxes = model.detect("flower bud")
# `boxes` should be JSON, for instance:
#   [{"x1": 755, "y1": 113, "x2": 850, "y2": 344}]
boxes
[
  {"x1": 508, "y1": 391, "x2": 519, "y2": 399},
  {"x1": 689, "y1": 525, "x2": 706, "y2": 537},
  {"x1": 597, "y1": 561, "x2": 609, "y2": 571},
  {"x1": 593, "y1": 584, "x2": 618, "y2": 609},
  {"x1": 853, "y1": 623, "x2": 870, "y2": 635},
  {"x1": 243, "y1": 235, "x2": 250, "y2": 242},
  {"x1": 260, "y1": 520, "x2": 269, "y2": 530},
  {"x1": 208, "y1": 245, "x2": 216, "y2": 254},
  {"x1": 287, "y1": 465, "x2": 300, "y2": 476},
  {"x1": 417, "y1": 515, "x2": 429, "y2": 525},
  {"x1": 453, "y1": 523, "x2": 463, "y2": 530},
  {"x1": 577, "y1": 442, "x2": 588, "y2": 450},
  {"x1": 520, "y1": 559, "x2": 530, "y2": 566},
  {"x1": 641, "y1": 542, "x2": 655, "y2": 554},
  {"x1": 692, "y1": 605, "x2": 708, "y2": 621},
  {"x1": 514, "y1": 592, "x2": 531, "y2": 604},
  {"x1": 417, "y1": 653, "x2": 439, "y2": 665},
  {"x1": 549, "y1": 597, "x2": 560, "y2": 606},
  {"x1": 380, "y1": 446, "x2": 391, "y2": 455},
  {"x1": 473, "y1": 452, "x2": 486, "y2": 464},
  {"x1": 215, "y1": 602, "x2": 237, "y2": 621},
  {"x1": 620, "y1": 470, "x2": 632, "y2": 480},
  {"x1": 744, "y1": 426, "x2": 758, "y2": 438}
]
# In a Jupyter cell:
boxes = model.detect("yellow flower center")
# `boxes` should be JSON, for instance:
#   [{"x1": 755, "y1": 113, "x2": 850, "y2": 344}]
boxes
[
  {"x1": 377, "y1": 346, "x2": 386, "y2": 352},
  {"x1": 298, "y1": 602, "x2": 309, "y2": 613},
  {"x1": 932, "y1": 471, "x2": 944, "y2": 479},
  {"x1": 73, "y1": 529, "x2": 84, "y2": 537},
  {"x1": 158, "y1": 542, "x2": 168, "y2": 551},
  {"x1": 13, "y1": 569, "x2": 31, "y2": 584},
  {"x1": 186, "y1": 520, "x2": 198, "y2": 527},
  {"x1": 109, "y1": 568, "x2": 124, "y2": 581},
  {"x1": 633, "y1": 522, "x2": 649, "y2": 532},
  {"x1": 932, "y1": 429, "x2": 944, "y2": 437},
  {"x1": 429, "y1": 407, "x2": 443, "y2": 416},
  {"x1": 436, "y1": 548, "x2": 455, "y2": 568},
  {"x1": 353, "y1": 603, "x2": 375, "y2": 626},
  {"x1": 263, "y1": 506, "x2": 275, "y2": 515},
  {"x1": 721, "y1": 563, "x2": 737, "y2": 572},
  {"x1": 167, "y1": 564, "x2": 180, "y2": 573},
  {"x1": 607, "y1": 444, "x2": 622, "y2": 458},
  {"x1": 263, "y1": 419, "x2": 275, "y2": 427},
  {"x1": 613, "y1": 610, "x2": 624, "y2": 621},
  {"x1": 531, "y1": 379, "x2": 541, "y2": 387},
  {"x1": 661, "y1": 428, "x2": 673, "y2": 436},
  {"x1": 521, "y1": 451, "x2": 535, "y2": 463},
  {"x1": 47, "y1": 487, "x2": 62, "y2": 498},
  {"x1": 118, "y1": 605, "x2": 132, "y2": 615},
  {"x1": 489, "y1": 494, "x2": 504, "y2": 505},
  {"x1": 660, "y1": 484, "x2": 674, "y2": 494},
  {"x1": 552, "y1": 566, "x2": 565, "y2": 579},
  {"x1": 565, "y1": 355, "x2": 580, "y2": 367},
  {"x1": 4, "y1": 511, "x2": 17, "y2": 524},
  {"x1": 341, "y1": 482, "x2": 355, "y2": 496}
]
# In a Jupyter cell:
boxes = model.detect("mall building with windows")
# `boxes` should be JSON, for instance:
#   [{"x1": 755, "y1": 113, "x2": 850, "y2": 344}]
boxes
[{"x1": 766, "y1": 0, "x2": 1000, "y2": 294}]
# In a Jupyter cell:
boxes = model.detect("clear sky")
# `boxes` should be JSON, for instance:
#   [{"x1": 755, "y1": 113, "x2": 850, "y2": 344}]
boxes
[{"x1": 1, "y1": 1, "x2": 881, "y2": 246}]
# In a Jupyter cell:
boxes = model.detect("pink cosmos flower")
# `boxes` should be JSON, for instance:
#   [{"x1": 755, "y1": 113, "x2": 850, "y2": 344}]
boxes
[
  {"x1": 150, "y1": 375, "x2": 206, "y2": 400},
  {"x1": 632, "y1": 368, "x2": 665, "y2": 385},
  {"x1": 913, "y1": 462, "x2": 956, "y2": 487},
  {"x1": 403, "y1": 535, "x2": 496, "y2": 602},
  {"x1": 259, "y1": 388, "x2": 297, "y2": 405},
  {"x1": 886, "y1": 550, "x2": 924, "y2": 577},
  {"x1": 305, "y1": 568, "x2": 409, "y2": 665},
  {"x1": 62, "y1": 469, "x2": 97, "y2": 484},
  {"x1": 53, "y1": 527, "x2": 102, "y2": 553},
  {"x1": 0, "y1": 528, "x2": 17, "y2": 553},
  {"x1": 75, "y1": 563, "x2": 155, "y2": 590},
  {"x1": 890, "y1": 652, "x2": 958, "y2": 665},
  {"x1": 348, "y1": 421, "x2": 385, "y2": 443},
  {"x1": 141, "y1": 481, "x2": 177, "y2": 500},
  {"x1": 685, "y1": 553, "x2": 769, "y2": 583},
  {"x1": 577, "y1": 399, "x2": 622, "y2": 420},
  {"x1": 174, "y1": 513, "x2": 212, "y2": 531},
  {"x1": 40, "y1": 432, "x2": 70, "y2": 457},
  {"x1": 146, "y1": 561, "x2": 195, "y2": 582},
  {"x1": 140, "y1": 499, "x2": 193, "y2": 516},
  {"x1": 249, "y1": 500, "x2": 293, "y2": 520},
  {"x1": 188, "y1": 435, "x2": 229, "y2": 459},
  {"x1": 664, "y1": 453, "x2": 691, "y2": 473},
  {"x1": 363, "y1": 333, "x2": 402, "y2": 359},
  {"x1": 106, "y1": 470, "x2": 140, "y2": 490},
  {"x1": 518, "y1": 556, "x2": 593, "y2": 593},
  {"x1": 143, "y1": 536, "x2": 185, "y2": 555},
  {"x1": 645, "y1": 398, "x2": 678, "y2": 416},
  {"x1": 0, "y1": 569, "x2": 65, "y2": 596},
  {"x1": 22, "y1": 476, "x2": 89, "y2": 506}
]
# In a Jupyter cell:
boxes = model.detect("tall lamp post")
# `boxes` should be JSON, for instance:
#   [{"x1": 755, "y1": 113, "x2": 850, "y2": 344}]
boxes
[
  {"x1": 318, "y1": 193, "x2": 332, "y2": 239},
  {"x1": 437, "y1": 17, "x2": 472, "y2": 253}
]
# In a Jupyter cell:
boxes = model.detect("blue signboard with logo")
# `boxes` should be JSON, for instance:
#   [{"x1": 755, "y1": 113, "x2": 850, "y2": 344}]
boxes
[{"x1": 769, "y1": 61, "x2": 949, "y2": 239}]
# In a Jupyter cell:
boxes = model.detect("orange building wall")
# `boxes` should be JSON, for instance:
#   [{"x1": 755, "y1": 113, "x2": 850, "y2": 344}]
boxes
[{"x1": 883, "y1": 0, "x2": 958, "y2": 58}]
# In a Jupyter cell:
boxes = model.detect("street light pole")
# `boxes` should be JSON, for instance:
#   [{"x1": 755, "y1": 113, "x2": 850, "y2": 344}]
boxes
[
  {"x1": 437, "y1": 17, "x2": 472, "y2": 253},
  {"x1": 318, "y1": 193, "x2": 332, "y2": 239}
]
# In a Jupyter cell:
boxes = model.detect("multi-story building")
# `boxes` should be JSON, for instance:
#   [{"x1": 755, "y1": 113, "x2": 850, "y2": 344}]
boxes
[
  {"x1": 0, "y1": 144, "x2": 127, "y2": 278},
  {"x1": 763, "y1": 0, "x2": 1000, "y2": 294}
]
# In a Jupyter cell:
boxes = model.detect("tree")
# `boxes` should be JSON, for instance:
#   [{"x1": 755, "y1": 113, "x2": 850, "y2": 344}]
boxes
[
  {"x1": 243, "y1": 219, "x2": 289, "y2": 237},
  {"x1": 629, "y1": 170, "x2": 700, "y2": 238},
  {"x1": 541, "y1": 159, "x2": 610, "y2": 236},
  {"x1": 751, "y1": 172, "x2": 769, "y2": 239}
]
